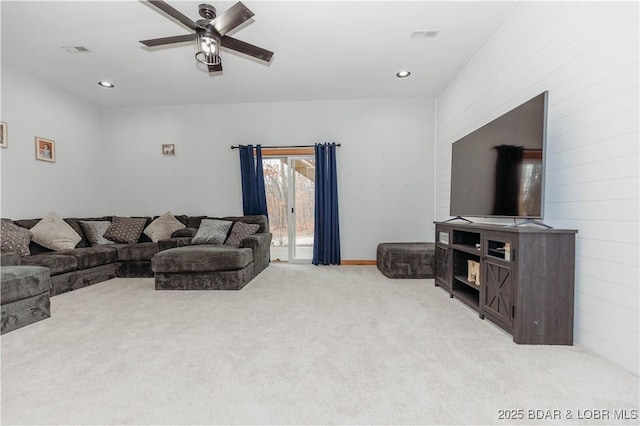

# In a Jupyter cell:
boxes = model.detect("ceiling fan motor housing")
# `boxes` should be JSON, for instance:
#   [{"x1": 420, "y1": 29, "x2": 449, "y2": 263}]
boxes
[{"x1": 199, "y1": 4, "x2": 217, "y2": 20}]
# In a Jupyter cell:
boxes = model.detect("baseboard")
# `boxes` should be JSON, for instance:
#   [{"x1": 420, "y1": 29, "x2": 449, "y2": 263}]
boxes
[{"x1": 341, "y1": 260, "x2": 377, "y2": 265}]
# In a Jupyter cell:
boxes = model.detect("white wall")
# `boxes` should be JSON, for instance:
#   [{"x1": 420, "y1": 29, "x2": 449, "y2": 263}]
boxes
[
  {"x1": 100, "y1": 97, "x2": 435, "y2": 260},
  {"x1": 0, "y1": 64, "x2": 104, "y2": 218},
  {"x1": 1, "y1": 60, "x2": 435, "y2": 261},
  {"x1": 434, "y1": 2, "x2": 639, "y2": 374}
]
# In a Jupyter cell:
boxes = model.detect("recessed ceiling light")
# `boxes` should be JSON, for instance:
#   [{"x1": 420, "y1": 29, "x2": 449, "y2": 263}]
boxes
[
  {"x1": 396, "y1": 71, "x2": 411, "y2": 78},
  {"x1": 61, "y1": 46, "x2": 90, "y2": 53},
  {"x1": 98, "y1": 81, "x2": 115, "y2": 88},
  {"x1": 411, "y1": 30, "x2": 440, "y2": 39}
]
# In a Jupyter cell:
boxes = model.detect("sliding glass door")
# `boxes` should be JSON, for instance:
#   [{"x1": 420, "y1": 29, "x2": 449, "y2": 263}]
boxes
[
  {"x1": 263, "y1": 156, "x2": 315, "y2": 262},
  {"x1": 290, "y1": 158, "x2": 315, "y2": 261}
]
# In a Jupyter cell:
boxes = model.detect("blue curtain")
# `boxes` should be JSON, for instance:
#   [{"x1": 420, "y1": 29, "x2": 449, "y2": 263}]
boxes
[
  {"x1": 239, "y1": 145, "x2": 268, "y2": 216},
  {"x1": 313, "y1": 143, "x2": 341, "y2": 265}
]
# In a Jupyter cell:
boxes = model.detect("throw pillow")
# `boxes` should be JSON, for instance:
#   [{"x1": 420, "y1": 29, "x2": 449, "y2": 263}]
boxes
[
  {"x1": 79, "y1": 221, "x2": 115, "y2": 246},
  {"x1": 0, "y1": 221, "x2": 32, "y2": 256},
  {"x1": 143, "y1": 212, "x2": 186, "y2": 242},
  {"x1": 191, "y1": 219, "x2": 233, "y2": 245},
  {"x1": 225, "y1": 221, "x2": 260, "y2": 247},
  {"x1": 30, "y1": 212, "x2": 82, "y2": 251},
  {"x1": 103, "y1": 216, "x2": 147, "y2": 245}
]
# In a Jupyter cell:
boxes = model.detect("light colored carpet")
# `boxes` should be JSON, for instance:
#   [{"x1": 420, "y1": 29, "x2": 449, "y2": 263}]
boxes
[{"x1": 1, "y1": 264, "x2": 638, "y2": 425}]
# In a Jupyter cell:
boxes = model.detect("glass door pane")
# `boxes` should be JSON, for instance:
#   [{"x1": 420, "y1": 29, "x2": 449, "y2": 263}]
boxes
[
  {"x1": 263, "y1": 157, "x2": 289, "y2": 261},
  {"x1": 262, "y1": 155, "x2": 315, "y2": 262},
  {"x1": 290, "y1": 158, "x2": 315, "y2": 262}
]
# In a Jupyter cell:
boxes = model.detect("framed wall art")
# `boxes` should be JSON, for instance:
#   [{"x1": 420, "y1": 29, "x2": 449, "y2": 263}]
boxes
[
  {"x1": 35, "y1": 137, "x2": 56, "y2": 162},
  {"x1": 162, "y1": 144, "x2": 175, "y2": 155},
  {"x1": 0, "y1": 122, "x2": 7, "y2": 148}
]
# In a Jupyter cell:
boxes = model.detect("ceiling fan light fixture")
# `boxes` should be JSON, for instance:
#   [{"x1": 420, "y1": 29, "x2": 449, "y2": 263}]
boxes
[
  {"x1": 98, "y1": 81, "x2": 115, "y2": 88},
  {"x1": 396, "y1": 70, "x2": 411, "y2": 78},
  {"x1": 195, "y1": 31, "x2": 221, "y2": 65},
  {"x1": 140, "y1": 1, "x2": 274, "y2": 74}
]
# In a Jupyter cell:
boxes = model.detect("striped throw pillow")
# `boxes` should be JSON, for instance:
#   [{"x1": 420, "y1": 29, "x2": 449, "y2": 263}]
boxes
[{"x1": 30, "y1": 212, "x2": 81, "y2": 251}]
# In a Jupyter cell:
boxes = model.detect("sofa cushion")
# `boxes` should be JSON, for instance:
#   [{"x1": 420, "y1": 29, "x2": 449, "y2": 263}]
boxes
[
  {"x1": 116, "y1": 242, "x2": 158, "y2": 262},
  {"x1": 12, "y1": 218, "x2": 41, "y2": 230},
  {"x1": 222, "y1": 215, "x2": 269, "y2": 233},
  {"x1": 186, "y1": 216, "x2": 207, "y2": 229},
  {"x1": 152, "y1": 245, "x2": 252, "y2": 273},
  {"x1": 143, "y1": 212, "x2": 186, "y2": 242},
  {"x1": 1, "y1": 251, "x2": 22, "y2": 266},
  {"x1": 57, "y1": 246, "x2": 118, "y2": 270},
  {"x1": 171, "y1": 228, "x2": 197, "y2": 238},
  {"x1": 104, "y1": 216, "x2": 147, "y2": 245},
  {"x1": 80, "y1": 221, "x2": 115, "y2": 246},
  {"x1": 21, "y1": 254, "x2": 78, "y2": 275},
  {"x1": 1, "y1": 266, "x2": 51, "y2": 305},
  {"x1": 29, "y1": 212, "x2": 82, "y2": 251},
  {"x1": 1, "y1": 222, "x2": 32, "y2": 256},
  {"x1": 175, "y1": 215, "x2": 189, "y2": 226},
  {"x1": 158, "y1": 237, "x2": 193, "y2": 252},
  {"x1": 225, "y1": 222, "x2": 260, "y2": 247},
  {"x1": 192, "y1": 219, "x2": 233, "y2": 245}
]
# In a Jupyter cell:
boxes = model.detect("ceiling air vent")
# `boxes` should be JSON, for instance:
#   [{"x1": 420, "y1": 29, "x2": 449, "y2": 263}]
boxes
[
  {"x1": 410, "y1": 30, "x2": 440, "y2": 39},
  {"x1": 61, "y1": 46, "x2": 90, "y2": 53}
]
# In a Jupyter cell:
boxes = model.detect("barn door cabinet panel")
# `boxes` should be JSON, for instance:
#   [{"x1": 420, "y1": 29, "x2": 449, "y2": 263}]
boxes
[
  {"x1": 435, "y1": 227, "x2": 452, "y2": 291},
  {"x1": 483, "y1": 259, "x2": 514, "y2": 330},
  {"x1": 435, "y1": 245, "x2": 451, "y2": 290},
  {"x1": 434, "y1": 222, "x2": 576, "y2": 345},
  {"x1": 481, "y1": 232, "x2": 515, "y2": 331}
]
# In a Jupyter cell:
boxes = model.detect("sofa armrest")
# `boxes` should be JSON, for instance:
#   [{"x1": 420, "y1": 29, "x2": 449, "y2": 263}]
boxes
[
  {"x1": 1, "y1": 251, "x2": 22, "y2": 266},
  {"x1": 240, "y1": 232, "x2": 272, "y2": 273},
  {"x1": 158, "y1": 237, "x2": 193, "y2": 252},
  {"x1": 240, "y1": 232, "x2": 271, "y2": 250}
]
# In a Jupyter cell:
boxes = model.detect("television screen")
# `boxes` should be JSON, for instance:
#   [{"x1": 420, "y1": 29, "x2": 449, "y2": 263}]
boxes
[{"x1": 449, "y1": 91, "x2": 548, "y2": 219}]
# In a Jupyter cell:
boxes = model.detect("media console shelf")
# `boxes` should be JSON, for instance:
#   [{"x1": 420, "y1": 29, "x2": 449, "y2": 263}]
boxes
[{"x1": 435, "y1": 221, "x2": 577, "y2": 345}]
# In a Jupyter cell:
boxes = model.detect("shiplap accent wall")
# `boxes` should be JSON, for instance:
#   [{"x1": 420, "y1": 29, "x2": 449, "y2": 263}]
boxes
[{"x1": 435, "y1": 2, "x2": 639, "y2": 374}]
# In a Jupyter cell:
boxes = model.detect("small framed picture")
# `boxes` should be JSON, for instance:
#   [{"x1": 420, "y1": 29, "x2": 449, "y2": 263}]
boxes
[
  {"x1": 162, "y1": 144, "x2": 175, "y2": 155},
  {"x1": 0, "y1": 122, "x2": 7, "y2": 148},
  {"x1": 35, "y1": 137, "x2": 56, "y2": 162}
]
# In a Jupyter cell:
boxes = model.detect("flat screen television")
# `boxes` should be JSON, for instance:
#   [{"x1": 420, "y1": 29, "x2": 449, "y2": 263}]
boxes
[{"x1": 449, "y1": 91, "x2": 548, "y2": 219}]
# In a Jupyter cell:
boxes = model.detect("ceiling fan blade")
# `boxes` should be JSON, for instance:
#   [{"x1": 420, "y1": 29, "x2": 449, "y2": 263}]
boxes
[
  {"x1": 140, "y1": 34, "x2": 195, "y2": 47},
  {"x1": 146, "y1": 0, "x2": 197, "y2": 31},
  {"x1": 221, "y1": 36, "x2": 273, "y2": 63},
  {"x1": 208, "y1": 63, "x2": 223, "y2": 72},
  {"x1": 212, "y1": 2, "x2": 255, "y2": 36}
]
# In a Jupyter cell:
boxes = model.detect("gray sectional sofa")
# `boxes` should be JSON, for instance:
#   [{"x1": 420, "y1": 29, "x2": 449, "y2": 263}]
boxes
[
  {"x1": 1, "y1": 252, "x2": 52, "y2": 334},
  {"x1": 153, "y1": 215, "x2": 271, "y2": 290},
  {"x1": 1, "y1": 214, "x2": 271, "y2": 296}
]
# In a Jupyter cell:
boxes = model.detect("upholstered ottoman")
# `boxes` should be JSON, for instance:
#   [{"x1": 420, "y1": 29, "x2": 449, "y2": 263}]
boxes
[
  {"x1": 377, "y1": 242, "x2": 436, "y2": 279},
  {"x1": 1, "y1": 265, "x2": 52, "y2": 334},
  {"x1": 151, "y1": 245, "x2": 255, "y2": 290}
]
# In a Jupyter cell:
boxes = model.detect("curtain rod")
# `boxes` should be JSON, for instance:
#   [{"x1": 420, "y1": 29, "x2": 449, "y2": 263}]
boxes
[{"x1": 230, "y1": 144, "x2": 341, "y2": 150}]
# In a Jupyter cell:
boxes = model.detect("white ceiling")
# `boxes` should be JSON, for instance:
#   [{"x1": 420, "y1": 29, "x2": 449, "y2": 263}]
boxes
[{"x1": 1, "y1": 1, "x2": 516, "y2": 107}]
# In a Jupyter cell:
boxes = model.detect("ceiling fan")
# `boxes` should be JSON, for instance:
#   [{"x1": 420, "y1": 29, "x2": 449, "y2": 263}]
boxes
[{"x1": 140, "y1": 0, "x2": 274, "y2": 73}]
